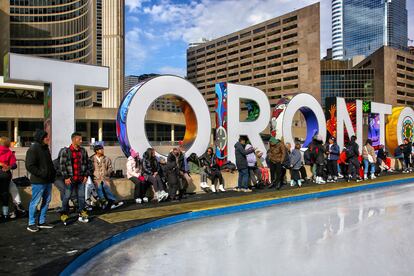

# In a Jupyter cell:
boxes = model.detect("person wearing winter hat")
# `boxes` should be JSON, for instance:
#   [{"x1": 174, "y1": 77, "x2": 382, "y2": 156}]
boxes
[
  {"x1": 25, "y1": 130, "x2": 56, "y2": 232},
  {"x1": 0, "y1": 136, "x2": 17, "y2": 222},
  {"x1": 127, "y1": 149, "x2": 150, "y2": 204}
]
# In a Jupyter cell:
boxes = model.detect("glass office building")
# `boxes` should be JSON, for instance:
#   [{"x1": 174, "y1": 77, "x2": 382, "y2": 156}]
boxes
[
  {"x1": 332, "y1": 0, "x2": 408, "y2": 60},
  {"x1": 321, "y1": 68, "x2": 374, "y2": 105}
]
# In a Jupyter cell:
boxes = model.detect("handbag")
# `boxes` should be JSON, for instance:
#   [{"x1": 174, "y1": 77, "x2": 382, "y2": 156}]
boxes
[{"x1": 365, "y1": 146, "x2": 374, "y2": 163}]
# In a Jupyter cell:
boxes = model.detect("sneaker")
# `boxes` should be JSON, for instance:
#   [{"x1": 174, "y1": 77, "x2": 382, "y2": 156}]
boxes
[
  {"x1": 242, "y1": 188, "x2": 252, "y2": 192},
  {"x1": 38, "y1": 223, "x2": 54, "y2": 229},
  {"x1": 160, "y1": 191, "x2": 168, "y2": 201},
  {"x1": 338, "y1": 174, "x2": 344, "y2": 179},
  {"x1": 135, "y1": 198, "x2": 142, "y2": 204},
  {"x1": 143, "y1": 197, "x2": 149, "y2": 203},
  {"x1": 210, "y1": 185, "x2": 217, "y2": 193},
  {"x1": 111, "y1": 201, "x2": 124, "y2": 209},
  {"x1": 27, "y1": 225, "x2": 39, "y2": 233},
  {"x1": 78, "y1": 211, "x2": 89, "y2": 223},
  {"x1": 218, "y1": 185, "x2": 226, "y2": 192},
  {"x1": 234, "y1": 188, "x2": 241, "y2": 192},
  {"x1": 371, "y1": 174, "x2": 376, "y2": 180},
  {"x1": 356, "y1": 178, "x2": 363, "y2": 183},
  {"x1": 9, "y1": 212, "x2": 16, "y2": 219},
  {"x1": 60, "y1": 214, "x2": 69, "y2": 225}
]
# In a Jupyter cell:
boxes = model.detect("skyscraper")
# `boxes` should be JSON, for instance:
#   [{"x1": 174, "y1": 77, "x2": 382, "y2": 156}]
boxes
[
  {"x1": 332, "y1": 0, "x2": 408, "y2": 60},
  {"x1": 1, "y1": 0, "x2": 124, "y2": 108}
]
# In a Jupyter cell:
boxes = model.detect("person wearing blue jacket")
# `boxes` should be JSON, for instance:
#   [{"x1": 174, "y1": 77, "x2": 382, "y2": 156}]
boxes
[{"x1": 326, "y1": 137, "x2": 340, "y2": 182}]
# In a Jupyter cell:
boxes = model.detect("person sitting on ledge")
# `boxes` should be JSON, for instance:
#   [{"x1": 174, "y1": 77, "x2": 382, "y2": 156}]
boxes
[
  {"x1": 90, "y1": 145, "x2": 123, "y2": 210},
  {"x1": 142, "y1": 148, "x2": 168, "y2": 202},
  {"x1": 200, "y1": 147, "x2": 225, "y2": 193},
  {"x1": 127, "y1": 149, "x2": 150, "y2": 204}
]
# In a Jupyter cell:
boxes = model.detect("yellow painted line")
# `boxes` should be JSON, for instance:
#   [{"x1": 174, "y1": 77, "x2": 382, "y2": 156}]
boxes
[{"x1": 99, "y1": 174, "x2": 414, "y2": 224}]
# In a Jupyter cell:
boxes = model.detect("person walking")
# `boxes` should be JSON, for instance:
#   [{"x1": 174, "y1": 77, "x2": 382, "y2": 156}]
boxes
[
  {"x1": 59, "y1": 132, "x2": 90, "y2": 224},
  {"x1": 0, "y1": 136, "x2": 17, "y2": 221},
  {"x1": 234, "y1": 136, "x2": 255, "y2": 192},
  {"x1": 25, "y1": 130, "x2": 56, "y2": 232}
]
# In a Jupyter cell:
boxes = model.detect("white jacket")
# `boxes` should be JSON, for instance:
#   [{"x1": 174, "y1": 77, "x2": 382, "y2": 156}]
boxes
[{"x1": 126, "y1": 156, "x2": 141, "y2": 179}]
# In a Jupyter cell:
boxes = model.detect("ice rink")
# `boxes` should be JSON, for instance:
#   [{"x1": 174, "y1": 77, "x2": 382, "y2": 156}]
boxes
[{"x1": 74, "y1": 183, "x2": 414, "y2": 276}]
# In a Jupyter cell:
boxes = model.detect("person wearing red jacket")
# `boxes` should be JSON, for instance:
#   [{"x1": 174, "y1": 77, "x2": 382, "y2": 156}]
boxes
[
  {"x1": 0, "y1": 136, "x2": 17, "y2": 220},
  {"x1": 339, "y1": 148, "x2": 348, "y2": 182}
]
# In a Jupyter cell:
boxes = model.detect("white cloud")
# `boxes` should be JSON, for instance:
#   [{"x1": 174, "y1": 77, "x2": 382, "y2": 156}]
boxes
[
  {"x1": 125, "y1": 0, "x2": 148, "y2": 12},
  {"x1": 142, "y1": 0, "x2": 332, "y2": 57},
  {"x1": 158, "y1": 66, "x2": 186, "y2": 77},
  {"x1": 125, "y1": 28, "x2": 148, "y2": 72}
]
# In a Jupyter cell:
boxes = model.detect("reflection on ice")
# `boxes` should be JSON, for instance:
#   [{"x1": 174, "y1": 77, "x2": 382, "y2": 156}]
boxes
[{"x1": 74, "y1": 184, "x2": 414, "y2": 276}]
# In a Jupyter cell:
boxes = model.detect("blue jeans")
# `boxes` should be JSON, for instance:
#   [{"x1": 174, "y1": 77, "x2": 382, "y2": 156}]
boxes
[
  {"x1": 62, "y1": 181, "x2": 85, "y2": 214},
  {"x1": 238, "y1": 168, "x2": 249, "y2": 189},
  {"x1": 28, "y1": 183, "x2": 52, "y2": 226},
  {"x1": 97, "y1": 181, "x2": 116, "y2": 201},
  {"x1": 363, "y1": 159, "x2": 375, "y2": 175}
]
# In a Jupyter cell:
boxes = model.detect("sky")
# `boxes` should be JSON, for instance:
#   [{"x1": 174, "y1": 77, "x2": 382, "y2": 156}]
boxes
[{"x1": 124, "y1": 0, "x2": 414, "y2": 77}]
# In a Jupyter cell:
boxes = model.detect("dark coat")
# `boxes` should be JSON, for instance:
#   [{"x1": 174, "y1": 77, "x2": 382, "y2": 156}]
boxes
[
  {"x1": 234, "y1": 142, "x2": 255, "y2": 170},
  {"x1": 25, "y1": 141, "x2": 56, "y2": 184},
  {"x1": 403, "y1": 142, "x2": 412, "y2": 158},
  {"x1": 312, "y1": 142, "x2": 325, "y2": 165},
  {"x1": 346, "y1": 141, "x2": 359, "y2": 160},
  {"x1": 142, "y1": 152, "x2": 160, "y2": 177},
  {"x1": 200, "y1": 153, "x2": 220, "y2": 174}
]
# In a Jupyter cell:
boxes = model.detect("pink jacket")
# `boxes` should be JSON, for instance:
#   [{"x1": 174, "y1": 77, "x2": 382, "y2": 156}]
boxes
[{"x1": 0, "y1": 146, "x2": 17, "y2": 169}]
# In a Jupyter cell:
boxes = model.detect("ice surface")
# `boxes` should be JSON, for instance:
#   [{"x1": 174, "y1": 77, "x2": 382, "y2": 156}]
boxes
[{"x1": 74, "y1": 184, "x2": 414, "y2": 276}]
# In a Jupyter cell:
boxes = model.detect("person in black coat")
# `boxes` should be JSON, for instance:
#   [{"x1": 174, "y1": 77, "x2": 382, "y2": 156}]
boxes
[
  {"x1": 234, "y1": 136, "x2": 255, "y2": 192},
  {"x1": 403, "y1": 139, "x2": 412, "y2": 173},
  {"x1": 166, "y1": 148, "x2": 181, "y2": 200},
  {"x1": 25, "y1": 129, "x2": 56, "y2": 232},
  {"x1": 200, "y1": 147, "x2": 225, "y2": 193},
  {"x1": 346, "y1": 135, "x2": 361, "y2": 182}
]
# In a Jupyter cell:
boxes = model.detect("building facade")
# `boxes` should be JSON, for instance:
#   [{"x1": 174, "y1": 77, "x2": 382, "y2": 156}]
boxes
[
  {"x1": 1, "y1": 0, "x2": 124, "y2": 108},
  {"x1": 356, "y1": 46, "x2": 414, "y2": 106},
  {"x1": 187, "y1": 3, "x2": 321, "y2": 111},
  {"x1": 5, "y1": 0, "x2": 99, "y2": 106},
  {"x1": 99, "y1": 0, "x2": 124, "y2": 108},
  {"x1": 333, "y1": 0, "x2": 408, "y2": 60},
  {"x1": 321, "y1": 60, "x2": 374, "y2": 105}
]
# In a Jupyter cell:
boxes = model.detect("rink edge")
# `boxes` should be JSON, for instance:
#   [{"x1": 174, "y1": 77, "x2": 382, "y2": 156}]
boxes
[{"x1": 61, "y1": 177, "x2": 414, "y2": 275}]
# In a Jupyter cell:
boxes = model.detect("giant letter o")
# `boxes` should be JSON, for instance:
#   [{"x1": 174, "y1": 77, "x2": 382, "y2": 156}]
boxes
[{"x1": 118, "y1": 75, "x2": 211, "y2": 157}]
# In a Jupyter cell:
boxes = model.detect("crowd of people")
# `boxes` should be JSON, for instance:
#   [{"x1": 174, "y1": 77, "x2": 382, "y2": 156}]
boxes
[{"x1": 0, "y1": 129, "x2": 413, "y2": 233}]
